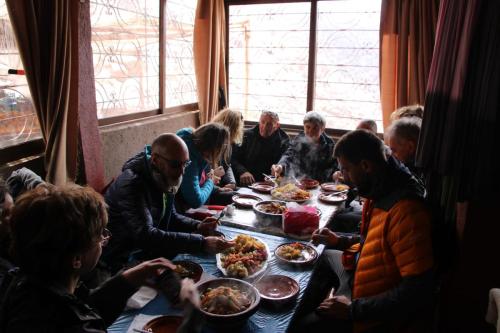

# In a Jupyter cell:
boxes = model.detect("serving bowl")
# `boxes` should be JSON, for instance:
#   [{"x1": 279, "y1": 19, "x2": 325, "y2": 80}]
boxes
[
  {"x1": 172, "y1": 260, "x2": 203, "y2": 283},
  {"x1": 253, "y1": 200, "x2": 287, "y2": 226},
  {"x1": 254, "y1": 275, "x2": 299, "y2": 308},
  {"x1": 232, "y1": 193, "x2": 263, "y2": 208},
  {"x1": 143, "y1": 315, "x2": 183, "y2": 333},
  {"x1": 197, "y1": 278, "x2": 260, "y2": 327}
]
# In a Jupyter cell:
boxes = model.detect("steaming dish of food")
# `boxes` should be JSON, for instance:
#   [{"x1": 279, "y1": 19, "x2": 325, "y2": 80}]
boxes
[
  {"x1": 271, "y1": 183, "x2": 311, "y2": 201},
  {"x1": 201, "y1": 286, "x2": 251, "y2": 315},
  {"x1": 321, "y1": 183, "x2": 350, "y2": 192},
  {"x1": 257, "y1": 202, "x2": 287, "y2": 214},
  {"x1": 220, "y1": 235, "x2": 268, "y2": 278},
  {"x1": 277, "y1": 242, "x2": 305, "y2": 260}
]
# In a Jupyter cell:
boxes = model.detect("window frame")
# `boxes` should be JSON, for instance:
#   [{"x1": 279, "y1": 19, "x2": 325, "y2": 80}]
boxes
[
  {"x1": 95, "y1": 0, "x2": 200, "y2": 127},
  {"x1": 224, "y1": 0, "x2": 380, "y2": 130}
]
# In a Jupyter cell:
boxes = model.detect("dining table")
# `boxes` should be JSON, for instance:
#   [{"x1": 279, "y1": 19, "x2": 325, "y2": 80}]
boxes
[{"x1": 107, "y1": 225, "x2": 325, "y2": 333}]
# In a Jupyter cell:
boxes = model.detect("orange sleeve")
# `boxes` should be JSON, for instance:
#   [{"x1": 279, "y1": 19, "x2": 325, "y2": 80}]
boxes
[{"x1": 386, "y1": 199, "x2": 434, "y2": 277}]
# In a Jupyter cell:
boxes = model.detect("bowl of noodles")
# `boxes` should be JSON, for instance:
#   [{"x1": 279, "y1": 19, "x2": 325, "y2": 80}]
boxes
[{"x1": 198, "y1": 278, "x2": 260, "y2": 327}]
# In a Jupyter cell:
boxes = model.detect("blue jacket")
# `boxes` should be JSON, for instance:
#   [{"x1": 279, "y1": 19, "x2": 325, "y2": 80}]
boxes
[
  {"x1": 176, "y1": 128, "x2": 214, "y2": 208},
  {"x1": 101, "y1": 147, "x2": 204, "y2": 273}
]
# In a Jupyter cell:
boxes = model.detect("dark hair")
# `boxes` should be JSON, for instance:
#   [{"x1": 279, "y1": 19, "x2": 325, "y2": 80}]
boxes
[
  {"x1": 9, "y1": 185, "x2": 107, "y2": 280},
  {"x1": 192, "y1": 123, "x2": 230, "y2": 167},
  {"x1": 334, "y1": 130, "x2": 387, "y2": 165},
  {"x1": 0, "y1": 177, "x2": 7, "y2": 207}
]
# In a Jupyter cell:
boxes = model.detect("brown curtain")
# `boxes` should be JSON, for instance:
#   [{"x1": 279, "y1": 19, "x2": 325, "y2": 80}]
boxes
[
  {"x1": 6, "y1": 0, "x2": 76, "y2": 185},
  {"x1": 193, "y1": 0, "x2": 227, "y2": 124},
  {"x1": 379, "y1": 0, "x2": 439, "y2": 129}
]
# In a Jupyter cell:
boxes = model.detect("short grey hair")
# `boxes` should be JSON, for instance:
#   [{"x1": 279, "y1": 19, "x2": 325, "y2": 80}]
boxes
[
  {"x1": 357, "y1": 119, "x2": 378, "y2": 133},
  {"x1": 303, "y1": 111, "x2": 326, "y2": 128},
  {"x1": 386, "y1": 117, "x2": 422, "y2": 143},
  {"x1": 260, "y1": 110, "x2": 279, "y2": 122}
]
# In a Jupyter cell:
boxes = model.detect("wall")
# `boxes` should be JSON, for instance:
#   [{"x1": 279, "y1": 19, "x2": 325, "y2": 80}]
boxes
[{"x1": 99, "y1": 111, "x2": 199, "y2": 182}]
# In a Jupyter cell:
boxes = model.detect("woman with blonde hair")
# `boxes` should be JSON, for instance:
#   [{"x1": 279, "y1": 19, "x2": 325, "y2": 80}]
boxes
[{"x1": 210, "y1": 108, "x2": 244, "y2": 191}]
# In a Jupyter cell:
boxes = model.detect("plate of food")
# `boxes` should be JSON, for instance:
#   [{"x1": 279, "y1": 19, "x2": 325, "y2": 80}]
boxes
[
  {"x1": 274, "y1": 242, "x2": 318, "y2": 265},
  {"x1": 253, "y1": 200, "x2": 287, "y2": 225},
  {"x1": 271, "y1": 183, "x2": 311, "y2": 203},
  {"x1": 320, "y1": 182, "x2": 350, "y2": 193},
  {"x1": 298, "y1": 178, "x2": 319, "y2": 189},
  {"x1": 217, "y1": 234, "x2": 270, "y2": 279},
  {"x1": 232, "y1": 194, "x2": 263, "y2": 208},
  {"x1": 318, "y1": 192, "x2": 348, "y2": 204},
  {"x1": 172, "y1": 260, "x2": 203, "y2": 283},
  {"x1": 248, "y1": 181, "x2": 276, "y2": 193}
]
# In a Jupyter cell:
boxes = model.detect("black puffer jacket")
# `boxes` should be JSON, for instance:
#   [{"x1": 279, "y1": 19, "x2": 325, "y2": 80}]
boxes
[
  {"x1": 0, "y1": 273, "x2": 137, "y2": 332},
  {"x1": 231, "y1": 125, "x2": 289, "y2": 184},
  {"x1": 102, "y1": 150, "x2": 204, "y2": 273},
  {"x1": 278, "y1": 131, "x2": 337, "y2": 183}
]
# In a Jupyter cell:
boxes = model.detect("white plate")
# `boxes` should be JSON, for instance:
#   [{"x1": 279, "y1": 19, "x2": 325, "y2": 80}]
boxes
[
  {"x1": 270, "y1": 188, "x2": 311, "y2": 203},
  {"x1": 216, "y1": 236, "x2": 271, "y2": 280}
]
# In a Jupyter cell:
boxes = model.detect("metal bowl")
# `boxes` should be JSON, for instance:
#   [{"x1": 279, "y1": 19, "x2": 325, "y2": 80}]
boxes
[
  {"x1": 255, "y1": 275, "x2": 299, "y2": 308},
  {"x1": 198, "y1": 278, "x2": 260, "y2": 328},
  {"x1": 253, "y1": 200, "x2": 287, "y2": 226}
]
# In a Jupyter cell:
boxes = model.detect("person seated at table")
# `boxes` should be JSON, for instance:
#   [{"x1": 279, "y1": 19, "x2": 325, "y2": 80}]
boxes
[
  {"x1": 385, "y1": 117, "x2": 423, "y2": 178},
  {"x1": 272, "y1": 111, "x2": 336, "y2": 183},
  {"x1": 231, "y1": 110, "x2": 289, "y2": 186},
  {"x1": 101, "y1": 133, "x2": 233, "y2": 276},
  {"x1": 175, "y1": 123, "x2": 231, "y2": 210},
  {"x1": 0, "y1": 184, "x2": 180, "y2": 332},
  {"x1": 355, "y1": 119, "x2": 377, "y2": 133},
  {"x1": 208, "y1": 108, "x2": 244, "y2": 204},
  {"x1": 288, "y1": 130, "x2": 434, "y2": 333}
]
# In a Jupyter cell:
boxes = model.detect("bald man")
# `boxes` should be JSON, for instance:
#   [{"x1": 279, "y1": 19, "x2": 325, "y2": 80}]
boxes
[{"x1": 101, "y1": 133, "x2": 233, "y2": 275}]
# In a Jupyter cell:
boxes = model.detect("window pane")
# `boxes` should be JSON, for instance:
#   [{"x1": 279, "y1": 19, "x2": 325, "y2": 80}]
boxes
[
  {"x1": 165, "y1": 0, "x2": 198, "y2": 107},
  {"x1": 0, "y1": 1, "x2": 41, "y2": 149},
  {"x1": 90, "y1": 0, "x2": 159, "y2": 119},
  {"x1": 316, "y1": 0, "x2": 382, "y2": 131},
  {"x1": 228, "y1": 3, "x2": 310, "y2": 125}
]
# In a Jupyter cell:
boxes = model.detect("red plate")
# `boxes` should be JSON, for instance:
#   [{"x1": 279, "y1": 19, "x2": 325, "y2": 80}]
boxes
[
  {"x1": 298, "y1": 178, "x2": 319, "y2": 189},
  {"x1": 232, "y1": 193, "x2": 263, "y2": 208},
  {"x1": 249, "y1": 181, "x2": 276, "y2": 193}
]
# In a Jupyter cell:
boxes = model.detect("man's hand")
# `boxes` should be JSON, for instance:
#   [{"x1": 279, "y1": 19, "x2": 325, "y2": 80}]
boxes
[
  {"x1": 271, "y1": 164, "x2": 283, "y2": 177},
  {"x1": 203, "y1": 237, "x2": 235, "y2": 254},
  {"x1": 332, "y1": 171, "x2": 344, "y2": 182},
  {"x1": 197, "y1": 217, "x2": 218, "y2": 236},
  {"x1": 316, "y1": 295, "x2": 352, "y2": 320},
  {"x1": 223, "y1": 183, "x2": 236, "y2": 190},
  {"x1": 239, "y1": 172, "x2": 255, "y2": 186},
  {"x1": 311, "y1": 228, "x2": 340, "y2": 247},
  {"x1": 121, "y1": 257, "x2": 176, "y2": 288}
]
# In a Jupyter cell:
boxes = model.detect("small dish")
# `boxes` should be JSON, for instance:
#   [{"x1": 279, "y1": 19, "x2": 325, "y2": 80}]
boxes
[
  {"x1": 320, "y1": 182, "x2": 350, "y2": 192},
  {"x1": 172, "y1": 260, "x2": 203, "y2": 283},
  {"x1": 143, "y1": 315, "x2": 183, "y2": 332},
  {"x1": 232, "y1": 193, "x2": 263, "y2": 208},
  {"x1": 274, "y1": 242, "x2": 318, "y2": 265},
  {"x1": 248, "y1": 181, "x2": 277, "y2": 193},
  {"x1": 255, "y1": 275, "x2": 299, "y2": 307},
  {"x1": 318, "y1": 192, "x2": 348, "y2": 204},
  {"x1": 298, "y1": 178, "x2": 319, "y2": 189}
]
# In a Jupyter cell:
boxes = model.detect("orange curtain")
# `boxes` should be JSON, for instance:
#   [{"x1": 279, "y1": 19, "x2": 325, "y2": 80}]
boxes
[
  {"x1": 379, "y1": 0, "x2": 439, "y2": 129},
  {"x1": 193, "y1": 0, "x2": 227, "y2": 124},
  {"x1": 6, "y1": 0, "x2": 76, "y2": 185}
]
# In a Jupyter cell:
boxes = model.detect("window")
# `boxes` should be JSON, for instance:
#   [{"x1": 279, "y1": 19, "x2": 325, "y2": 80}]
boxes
[
  {"x1": 0, "y1": 1, "x2": 41, "y2": 149},
  {"x1": 90, "y1": 0, "x2": 160, "y2": 119},
  {"x1": 227, "y1": 0, "x2": 382, "y2": 130},
  {"x1": 165, "y1": 0, "x2": 198, "y2": 107}
]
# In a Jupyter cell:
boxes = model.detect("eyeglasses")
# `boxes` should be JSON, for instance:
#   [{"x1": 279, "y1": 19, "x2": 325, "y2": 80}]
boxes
[
  {"x1": 101, "y1": 228, "x2": 111, "y2": 246},
  {"x1": 157, "y1": 154, "x2": 192, "y2": 169}
]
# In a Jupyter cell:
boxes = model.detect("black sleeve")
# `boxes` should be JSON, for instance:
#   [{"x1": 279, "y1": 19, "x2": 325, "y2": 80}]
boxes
[
  {"x1": 350, "y1": 269, "x2": 434, "y2": 321},
  {"x1": 277, "y1": 138, "x2": 296, "y2": 173},
  {"x1": 168, "y1": 204, "x2": 201, "y2": 233},
  {"x1": 221, "y1": 159, "x2": 236, "y2": 185},
  {"x1": 231, "y1": 141, "x2": 248, "y2": 178},
  {"x1": 88, "y1": 274, "x2": 138, "y2": 327},
  {"x1": 335, "y1": 234, "x2": 361, "y2": 250},
  {"x1": 119, "y1": 181, "x2": 205, "y2": 255}
]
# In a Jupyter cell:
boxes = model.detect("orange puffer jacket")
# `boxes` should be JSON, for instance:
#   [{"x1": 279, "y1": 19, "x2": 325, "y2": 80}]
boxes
[{"x1": 352, "y1": 197, "x2": 433, "y2": 332}]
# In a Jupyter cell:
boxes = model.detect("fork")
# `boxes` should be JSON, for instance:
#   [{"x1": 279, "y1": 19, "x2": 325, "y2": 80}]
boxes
[{"x1": 215, "y1": 209, "x2": 226, "y2": 225}]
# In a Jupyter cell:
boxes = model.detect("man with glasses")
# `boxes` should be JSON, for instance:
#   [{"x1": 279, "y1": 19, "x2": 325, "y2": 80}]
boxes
[{"x1": 101, "y1": 133, "x2": 234, "y2": 276}]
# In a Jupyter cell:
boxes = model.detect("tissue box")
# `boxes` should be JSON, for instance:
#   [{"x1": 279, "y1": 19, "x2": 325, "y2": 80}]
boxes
[{"x1": 283, "y1": 204, "x2": 319, "y2": 236}]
